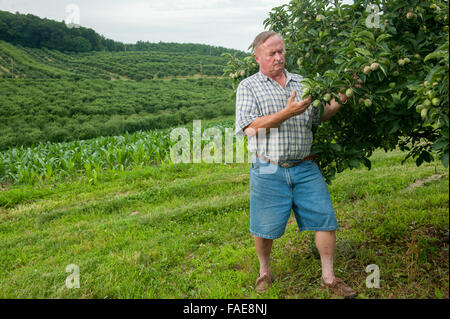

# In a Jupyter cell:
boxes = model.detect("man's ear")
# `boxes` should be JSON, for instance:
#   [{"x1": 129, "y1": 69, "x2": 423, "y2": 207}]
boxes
[{"x1": 253, "y1": 54, "x2": 259, "y2": 64}]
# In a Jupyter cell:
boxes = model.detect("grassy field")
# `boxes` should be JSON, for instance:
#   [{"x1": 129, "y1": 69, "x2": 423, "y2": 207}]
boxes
[{"x1": 0, "y1": 148, "x2": 448, "y2": 299}]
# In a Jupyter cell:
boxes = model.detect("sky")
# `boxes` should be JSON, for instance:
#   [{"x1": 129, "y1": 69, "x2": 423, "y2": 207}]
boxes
[{"x1": 0, "y1": 0, "x2": 297, "y2": 52}]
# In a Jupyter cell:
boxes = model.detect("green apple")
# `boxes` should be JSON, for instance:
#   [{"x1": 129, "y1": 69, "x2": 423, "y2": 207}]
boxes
[
  {"x1": 423, "y1": 99, "x2": 432, "y2": 109},
  {"x1": 323, "y1": 93, "x2": 331, "y2": 102},
  {"x1": 432, "y1": 98, "x2": 441, "y2": 106},
  {"x1": 370, "y1": 62, "x2": 379, "y2": 71},
  {"x1": 421, "y1": 108, "x2": 428, "y2": 119},
  {"x1": 345, "y1": 88, "x2": 354, "y2": 98}
]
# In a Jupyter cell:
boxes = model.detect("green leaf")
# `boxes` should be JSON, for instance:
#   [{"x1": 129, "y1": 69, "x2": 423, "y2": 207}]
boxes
[
  {"x1": 331, "y1": 80, "x2": 346, "y2": 87},
  {"x1": 354, "y1": 48, "x2": 372, "y2": 57},
  {"x1": 376, "y1": 34, "x2": 392, "y2": 43},
  {"x1": 432, "y1": 137, "x2": 449, "y2": 151},
  {"x1": 323, "y1": 70, "x2": 338, "y2": 78},
  {"x1": 378, "y1": 52, "x2": 392, "y2": 57},
  {"x1": 426, "y1": 66, "x2": 447, "y2": 84},
  {"x1": 424, "y1": 50, "x2": 448, "y2": 62},
  {"x1": 389, "y1": 122, "x2": 400, "y2": 134},
  {"x1": 407, "y1": 96, "x2": 420, "y2": 109},
  {"x1": 348, "y1": 159, "x2": 360, "y2": 169},
  {"x1": 357, "y1": 30, "x2": 375, "y2": 41},
  {"x1": 330, "y1": 143, "x2": 343, "y2": 152},
  {"x1": 378, "y1": 64, "x2": 387, "y2": 77},
  {"x1": 416, "y1": 156, "x2": 424, "y2": 167}
]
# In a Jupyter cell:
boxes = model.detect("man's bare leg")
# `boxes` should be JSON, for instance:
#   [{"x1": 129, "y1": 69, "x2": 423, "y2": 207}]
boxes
[
  {"x1": 315, "y1": 230, "x2": 336, "y2": 284},
  {"x1": 254, "y1": 236, "x2": 273, "y2": 277}
]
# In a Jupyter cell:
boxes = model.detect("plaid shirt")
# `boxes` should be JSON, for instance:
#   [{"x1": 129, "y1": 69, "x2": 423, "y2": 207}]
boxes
[{"x1": 235, "y1": 69, "x2": 321, "y2": 161}]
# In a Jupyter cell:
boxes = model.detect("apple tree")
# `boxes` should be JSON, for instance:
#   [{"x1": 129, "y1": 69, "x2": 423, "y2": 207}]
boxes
[{"x1": 224, "y1": 0, "x2": 448, "y2": 183}]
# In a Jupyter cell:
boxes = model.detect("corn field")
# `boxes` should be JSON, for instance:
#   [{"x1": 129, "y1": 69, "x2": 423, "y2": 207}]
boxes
[
  {"x1": 0, "y1": 129, "x2": 175, "y2": 185},
  {"x1": 0, "y1": 120, "x2": 238, "y2": 186}
]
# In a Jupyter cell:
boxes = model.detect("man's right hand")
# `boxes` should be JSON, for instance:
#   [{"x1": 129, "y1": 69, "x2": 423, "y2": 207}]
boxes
[{"x1": 284, "y1": 90, "x2": 312, "y2": 117}]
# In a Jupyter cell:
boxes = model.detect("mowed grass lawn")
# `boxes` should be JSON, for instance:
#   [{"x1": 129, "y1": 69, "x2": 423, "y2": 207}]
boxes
[{"x1": 0, "y1": 149, "x2": 448, "y2": 299}]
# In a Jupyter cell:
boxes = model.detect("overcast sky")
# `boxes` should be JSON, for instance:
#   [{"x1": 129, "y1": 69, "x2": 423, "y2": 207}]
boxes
[{"x1": 0, "y1": 0, "x2": 301, "y2": 52}]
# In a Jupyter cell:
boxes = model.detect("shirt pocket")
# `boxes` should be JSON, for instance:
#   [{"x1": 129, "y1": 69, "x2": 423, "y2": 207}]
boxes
[{"x1": 257, "y1": 90, "x2": 287, "y2": 115}]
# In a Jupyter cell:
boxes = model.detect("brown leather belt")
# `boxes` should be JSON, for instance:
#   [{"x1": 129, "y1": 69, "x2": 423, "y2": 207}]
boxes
[{"x1": 256, "y1": 154, "x2": 317, "y2": 168}]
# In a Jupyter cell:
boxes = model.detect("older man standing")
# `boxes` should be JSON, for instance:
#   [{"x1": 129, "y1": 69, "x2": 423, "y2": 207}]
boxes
[{"x1": 235, "y1": 31, "x2": 357, "y2": 298}]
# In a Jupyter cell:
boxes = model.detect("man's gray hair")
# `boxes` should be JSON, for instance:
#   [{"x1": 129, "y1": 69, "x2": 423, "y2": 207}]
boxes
[{"x1": 251, "y1": 31, "x2": 284, "y2": 53}]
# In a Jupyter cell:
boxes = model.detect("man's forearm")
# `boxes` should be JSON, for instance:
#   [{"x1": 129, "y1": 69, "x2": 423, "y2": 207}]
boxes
[{"x1": 244, "y1": 108, "x2": 292, "y2": 137}]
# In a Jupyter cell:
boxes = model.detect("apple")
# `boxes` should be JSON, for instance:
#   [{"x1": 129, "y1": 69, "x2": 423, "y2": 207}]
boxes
[
  {"x1": 423, "y1": 99, "x2": 432, "y2": 109},
  {"x1": 323, "y1": 93, "x2": 331, "y2": 102},
  {"x1": 432, "y1": 98, "x2": 441, "y2": 106},
  {"x1": 421, "y1": 108, "x2": 428, "y2": 119},
  {"x1": 345, "y1": 88, "x2": 354, "y2": 98}
]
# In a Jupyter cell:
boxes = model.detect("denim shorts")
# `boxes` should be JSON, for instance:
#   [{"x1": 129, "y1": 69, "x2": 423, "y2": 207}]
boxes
[{"x1": 249, "y1": 156, "x2": 338, "y2": 239}]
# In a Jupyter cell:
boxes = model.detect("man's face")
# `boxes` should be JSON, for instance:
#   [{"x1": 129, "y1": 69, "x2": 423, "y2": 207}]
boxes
[{"x1": 254, "y1": 35, "x2": 285, "y2": 77}]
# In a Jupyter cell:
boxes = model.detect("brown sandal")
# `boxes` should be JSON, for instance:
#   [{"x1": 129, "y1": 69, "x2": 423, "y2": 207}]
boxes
[
  {"x1": 321, "y1": 277, "x2": 358, "y2": 298},
  {"x1": 255, "y1": 274, "x2": 273, "y2": 293}
]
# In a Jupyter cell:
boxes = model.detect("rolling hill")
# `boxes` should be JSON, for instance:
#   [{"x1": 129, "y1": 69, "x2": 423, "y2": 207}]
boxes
[{"x1": 0, "y1": 25, "x2": 245, "y2": 151}]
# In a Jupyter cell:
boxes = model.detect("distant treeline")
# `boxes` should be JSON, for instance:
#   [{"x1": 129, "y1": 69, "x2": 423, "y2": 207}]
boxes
[
  {"x1": 0, "y1": 10, "x2": 246, "y2": 56},
  {"x1": 0, "y1": 10, "x2": 125, "y2": 52},
  {"x1": 126, "y1": 41, "x2": 246, "y2": 58}
]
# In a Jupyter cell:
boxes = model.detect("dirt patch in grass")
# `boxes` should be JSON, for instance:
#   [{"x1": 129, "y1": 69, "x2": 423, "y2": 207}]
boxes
[{"x1": 405, "y1": 174, "x2": 446, "y2": 191}]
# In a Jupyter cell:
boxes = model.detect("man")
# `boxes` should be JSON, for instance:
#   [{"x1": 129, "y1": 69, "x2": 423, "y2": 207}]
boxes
[{"x1": 235, "y1": 31, "x2": 357, "y2": 298}]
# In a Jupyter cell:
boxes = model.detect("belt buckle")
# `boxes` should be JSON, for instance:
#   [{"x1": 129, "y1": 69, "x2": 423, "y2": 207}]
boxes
[{"x1": 280, "y1": 162, "x2": 291, "y2": 168}]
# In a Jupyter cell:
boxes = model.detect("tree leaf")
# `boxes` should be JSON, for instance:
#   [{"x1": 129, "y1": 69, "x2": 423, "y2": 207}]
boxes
[
  {"x1": 354, "y1": 48, "x2": 372, "y2": 57},
  {"x1": 426, "y1": 66, "x2": 446, "y2": 83},
  {"x1": 376, "y1": 34, "x2": 392, "y2": 43},
  {"x1": 357, "y1": 30, "x2": 375, "y2": 41},
  {"x1": 424, "y1": 50, "x2": 448, "y2": 62}
]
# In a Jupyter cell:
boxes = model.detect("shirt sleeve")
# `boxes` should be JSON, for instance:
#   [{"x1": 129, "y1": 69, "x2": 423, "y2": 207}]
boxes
[{"x1": 235, "y1": 82, "x2": 261, "y2": 136}]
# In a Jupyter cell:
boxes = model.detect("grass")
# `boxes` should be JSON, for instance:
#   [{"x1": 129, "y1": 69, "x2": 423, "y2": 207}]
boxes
[{"x1": 0, "y1": 148, "x2": 448, "y2": 299}]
